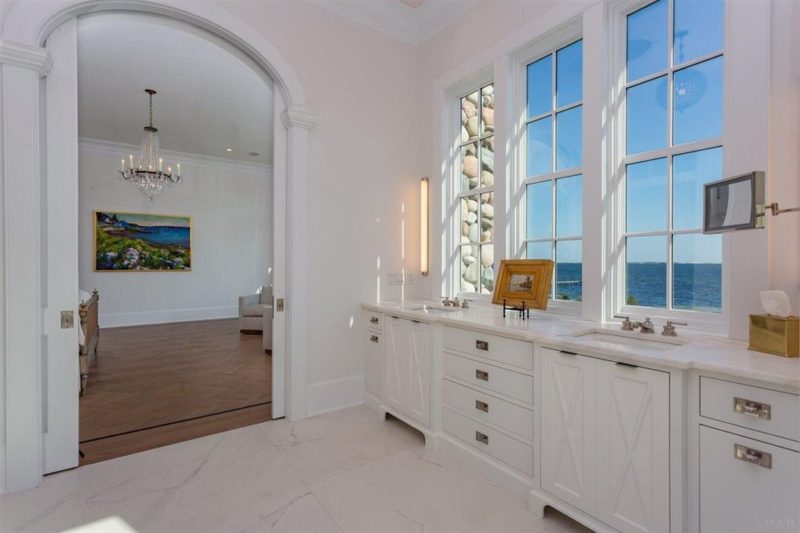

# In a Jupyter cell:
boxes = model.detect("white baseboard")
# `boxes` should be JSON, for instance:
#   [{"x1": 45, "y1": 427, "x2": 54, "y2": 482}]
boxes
[
  {"x1": 100, "y1": 305, "x2": 238, "y2": 328},
  {"x1": 307, "y1": 375, "x2": 365, "y2": 417}
]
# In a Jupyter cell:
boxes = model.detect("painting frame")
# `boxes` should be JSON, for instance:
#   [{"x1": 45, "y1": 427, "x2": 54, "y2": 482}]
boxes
[
  {"x1": 492, "y1": 259, "x2": 554, "y2": 310},
  {"x1": 94, "y1": 210, "x2": 192, "y2": 272}
]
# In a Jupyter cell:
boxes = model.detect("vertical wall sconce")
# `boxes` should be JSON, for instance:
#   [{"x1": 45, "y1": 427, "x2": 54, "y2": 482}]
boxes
[{"x1": 420, "y1": 177, "x2": 429, "y2": 276}]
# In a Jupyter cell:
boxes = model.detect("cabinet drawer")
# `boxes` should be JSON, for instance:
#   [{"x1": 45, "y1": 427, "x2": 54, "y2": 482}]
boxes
[
  {"x1": 443, "y1": 407, "x2": 533, "y2": 477},
  {"x1": 442, "y1": 379, "x2": 533, "y2": 442},
  {"x1": 443, "y1": 327, "x2": 532, "y2": 371},
  {"x1": 700, "y1": 377, "x2": 799, "y2": 442},
  {"x1": 700, "y1": 426, "x2": 799, "y2": 533},
  {"x1": 365, "y1": 311, "x2": 383, "y2": 331},
  {"x1": 443, "y1": 352, "x2": 533, "y2": 405}
]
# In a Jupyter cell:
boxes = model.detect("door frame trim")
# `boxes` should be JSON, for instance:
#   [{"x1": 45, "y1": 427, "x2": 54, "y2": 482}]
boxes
[{"x1": 0, "y1": 0, "x2": 314, "y2": 493}]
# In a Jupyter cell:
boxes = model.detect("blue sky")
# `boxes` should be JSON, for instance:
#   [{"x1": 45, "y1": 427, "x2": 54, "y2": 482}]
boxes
[{"x1": 526, "y1": 0, "x2": 724, "y2": 265}]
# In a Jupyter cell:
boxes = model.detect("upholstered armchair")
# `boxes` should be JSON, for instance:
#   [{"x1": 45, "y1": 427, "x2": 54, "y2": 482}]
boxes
[{"x1": 239, "y1": 286, "x2": 273, "y2": 350}]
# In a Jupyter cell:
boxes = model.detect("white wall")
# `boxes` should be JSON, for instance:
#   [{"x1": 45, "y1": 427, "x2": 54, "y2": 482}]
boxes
[
  {"x1": 769, "y1": 0, "x2": 800, "y2": 314},
  {"x1": 213, "y1": 1, "x2": 427, "y2": 400},
  {"x1": 79, "y1": 140, "x2": 272, "y2": 327}
]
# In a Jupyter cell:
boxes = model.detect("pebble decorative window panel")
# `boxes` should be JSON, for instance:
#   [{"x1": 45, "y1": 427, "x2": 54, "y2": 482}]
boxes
[{"x1": 459, "y1": 83, "x2": 495, "y2": 294}]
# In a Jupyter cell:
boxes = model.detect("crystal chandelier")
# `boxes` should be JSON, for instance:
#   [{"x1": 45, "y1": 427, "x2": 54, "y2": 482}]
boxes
[{"x1": 119, "y1": 89, "x2": 182, "y2": 200}]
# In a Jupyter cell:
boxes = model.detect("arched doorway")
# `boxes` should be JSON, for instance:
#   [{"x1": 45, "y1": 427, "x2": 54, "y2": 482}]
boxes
[{"x1": 1, "y1": 0, "x2": 314, "y2": 493}]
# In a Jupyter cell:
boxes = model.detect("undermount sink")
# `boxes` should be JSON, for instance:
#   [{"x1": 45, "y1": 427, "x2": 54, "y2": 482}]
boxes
[
  {"x1": 570, "y1": 329, "x2": 685, "y2": 352},
  {"x1": 405, "y1": 304, "x2": 460, "y2": 313}
]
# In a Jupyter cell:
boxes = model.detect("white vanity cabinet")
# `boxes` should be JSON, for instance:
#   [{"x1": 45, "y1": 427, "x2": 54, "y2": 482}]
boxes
[
  {"x1": 383, "y1": 315, "x2": 432, "y2": 428},
  {"x1": 539, "y1": 347, "x2": 670, "y2": 533},
  {"x1": 440, "y1": 326, "x2": 534, "y2": 479},
  {"x1": 693, "y1": 376, "x2": 800, "y2": 533},
  {"x1": 540, "y1": 348, "x2": 596, "y2": 514},
  {"x1": 363, "y1": 311, "x2": 383, "y2": 406}
]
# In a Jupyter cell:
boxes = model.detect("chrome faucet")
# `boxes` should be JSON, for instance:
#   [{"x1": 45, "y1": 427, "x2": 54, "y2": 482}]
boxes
[
  {"x1": 441, "y1": 296, "x2": 460, "y2": 307},
  {"x1": 615, "y1": 314, "x2": 655, "y2": 334},
  {"x1": 638, "y1": 317, "x2": 655, "y2": 334}
]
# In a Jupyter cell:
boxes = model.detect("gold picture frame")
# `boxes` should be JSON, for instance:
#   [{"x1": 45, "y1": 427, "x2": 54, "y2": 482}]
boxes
[{"x1": 492, "y1": 259, "x2": 554, "y2": 311}]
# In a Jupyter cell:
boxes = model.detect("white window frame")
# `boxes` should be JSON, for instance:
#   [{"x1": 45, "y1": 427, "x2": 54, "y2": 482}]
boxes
[
  {"x1": 521, "y1": 38, "x2": 584, "y2": 308},
  {"x1": 443, "y1": 67, "x2": 494, "y2": 301},
  {"x1": 608, "y1": 0, "x2": 726, "y2": 332},
  {"x1": 510, "y1": 22, "x2": 585, "y2": 316}
]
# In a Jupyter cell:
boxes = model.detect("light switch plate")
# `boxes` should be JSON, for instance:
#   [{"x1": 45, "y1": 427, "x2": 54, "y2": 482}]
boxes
[
  {"x1": 61, "y1": 310, "x2": 74, "y2": 329},
  {"x1": 276, "y1": 298, "x2": 285, "y2": 312}
]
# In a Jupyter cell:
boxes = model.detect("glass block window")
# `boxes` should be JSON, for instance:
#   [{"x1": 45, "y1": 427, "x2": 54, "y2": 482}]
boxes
[
  {"x1": 622, "y1": 0, "x2": 724, "y2": 312},
  {"x1": 458, "y1": 84, "x2": 495, "y2": 293},
  {"x1": 524, "y1": 40, "x2": 583, "y2": 302}
]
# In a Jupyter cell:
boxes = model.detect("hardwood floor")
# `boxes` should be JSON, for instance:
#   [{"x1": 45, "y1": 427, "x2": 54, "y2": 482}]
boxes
[{"x1": 79, "y1": 318, "x2": 271, "y2": 464}]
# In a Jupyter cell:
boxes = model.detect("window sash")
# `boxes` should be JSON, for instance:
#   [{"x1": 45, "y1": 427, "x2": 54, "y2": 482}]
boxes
[
  {"x1": 616, "y1": 0, "x2": 725, "y2": 317},
  {"x1": 522, "y1": 41, "x2": 584, "y2": 304},
  {"x1": 456, "y1": 83, "x2": 496, "y2": 295}
]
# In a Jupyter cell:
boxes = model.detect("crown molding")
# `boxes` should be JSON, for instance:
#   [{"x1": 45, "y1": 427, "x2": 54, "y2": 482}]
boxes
[
  {"x1": 0, "y1": 39, "x2": 51, "y2": 74},
  {"x1": 309, "y1": 0, "x2": 479, "y2": 46},
  {"x1": 79, "y1": 137, "x2": 273, "y2": 176},
  {"x1": 281, "y1": 105, "x2": 317, "y2": 130}
]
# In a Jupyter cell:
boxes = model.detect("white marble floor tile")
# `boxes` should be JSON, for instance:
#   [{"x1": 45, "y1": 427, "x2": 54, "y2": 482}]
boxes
[
  {"x1": 0, "y1": 406, "x2": 586, "y2": 533},
  {"x1": 0, "y1": 467, "x2": 92, "y2": 533},
  {"x1": 310, "y1": 446, "x2": 584, "y2": 533},
  {"x1": 262, "y1": 407, "x2": 425, "y2": 484}
]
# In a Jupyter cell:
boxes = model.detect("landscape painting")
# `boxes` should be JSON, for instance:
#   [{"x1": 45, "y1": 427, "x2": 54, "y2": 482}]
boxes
[{"x1": 95, "y1": 211, "x2": 191, "y2": 271}]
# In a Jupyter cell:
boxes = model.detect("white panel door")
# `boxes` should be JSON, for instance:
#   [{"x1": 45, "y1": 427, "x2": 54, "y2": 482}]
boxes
[
  {"x1": 271, "y1": 92, "x2": 287, "y2": 419},
  {"x1": 540, "y1": 348, "x2": 596, "y2": 515},
  {"x1": 406, "y1": 321, "x2": 430, "y2": 426},
  {"x1": 596, "y1": 361, "x2": 670, "y2": 533},
  {"x1": 44, "y1": 19, "x2": 80, "y2": 474},
  {"x1": 383, "y1": 316, "x2": 406, "y2": 412}
]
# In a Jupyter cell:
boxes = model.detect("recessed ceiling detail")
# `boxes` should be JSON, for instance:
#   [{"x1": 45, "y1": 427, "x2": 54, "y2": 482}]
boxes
[{"x1": 78, "y1": 13, "x2": 274, "y2": 164}]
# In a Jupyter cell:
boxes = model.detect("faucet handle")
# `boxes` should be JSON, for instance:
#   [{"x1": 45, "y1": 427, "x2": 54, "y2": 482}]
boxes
[
  {"x1": 461, "y1": 299, "x2": 473, "y2": 309},
  {"x1": 662, "y1": 320, "x2": 687, "y2": 336},
  {"x1": 614, "y1": 314, "x2": 634, "y2": 331}
]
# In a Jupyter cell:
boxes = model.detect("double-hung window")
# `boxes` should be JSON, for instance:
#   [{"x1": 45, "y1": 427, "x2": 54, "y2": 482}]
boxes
[
  {"x1": 620, "y1": 0, "x2": 724, "y2": 314},
  {"x1": 524, "y1": 40, "x2": 583, "y2": 302},
  {"x1": 458, "y1": 84, "x2": 495, "y2": 294}
]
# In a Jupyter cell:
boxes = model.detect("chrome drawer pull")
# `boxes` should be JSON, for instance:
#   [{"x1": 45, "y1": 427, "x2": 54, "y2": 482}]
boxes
[
  {"x1": 475, "y1": 369, "x2": 489, "y2": 381},
  {"x1": 475, "y1": 431, "x2": 489, "y2": 445},
  {"x1": 475, "y1": 400, "x2": 489, "y2": 413},
  {"x1": 476, "y1": 340, "x2": 489, "y2": 351},
  {"x1": 370, "y1": 335, "x2": 379, "y2": 343},
  {"x1": 370, "y1": 317, "x2": 380, "y2": 324},
  {"x1": 734, "y1": 397, "x2": 772, "y2": 420},
  {"x1": 734, "y1": 443, "x2": 772, "y2": 469}
]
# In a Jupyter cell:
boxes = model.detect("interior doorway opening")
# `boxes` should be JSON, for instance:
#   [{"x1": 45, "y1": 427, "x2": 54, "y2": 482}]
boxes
[
  {"x1": 1, "y1": 0, "x2": 311, "y2": 492},
  {"x1": 50, "y1": 10, "x2": 281, "y2": 469}
]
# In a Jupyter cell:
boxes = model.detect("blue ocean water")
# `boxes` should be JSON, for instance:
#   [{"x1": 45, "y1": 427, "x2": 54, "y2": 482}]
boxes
[
  {"x1": 554, "y1": 262, "x2": 721, "y2": 312},
  {"x1": 125, "y1": 225, "x2": 190, "y2": 247}
]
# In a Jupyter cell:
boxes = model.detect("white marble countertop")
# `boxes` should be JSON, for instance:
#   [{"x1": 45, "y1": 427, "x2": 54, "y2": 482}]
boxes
[{"x1": 363, "y1": 300, "x2": 800, "y2": 390}]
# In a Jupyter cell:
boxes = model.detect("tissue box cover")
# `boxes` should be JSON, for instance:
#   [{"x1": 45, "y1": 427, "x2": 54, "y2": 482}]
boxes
[{"x1": 749, "y1": 314, "x2": 799, "y2": 357}]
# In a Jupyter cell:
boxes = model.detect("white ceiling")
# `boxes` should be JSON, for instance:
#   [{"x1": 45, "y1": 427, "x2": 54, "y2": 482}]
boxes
[
  {"x1": 310, "y1": 0, "x2": 480, "y2": 45},
  {"x1": 77, "y1": 13, "x2": 273, "y2": 165}
]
